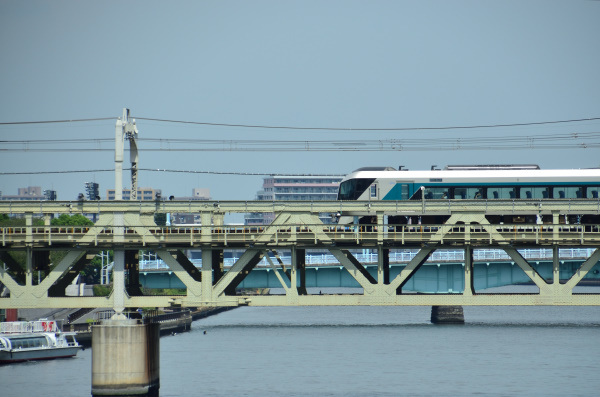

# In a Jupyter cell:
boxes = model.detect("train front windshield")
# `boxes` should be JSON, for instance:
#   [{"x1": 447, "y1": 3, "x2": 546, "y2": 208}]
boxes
[{"x1": 338, "y1": 178, "x2": 375, "y2": 200}]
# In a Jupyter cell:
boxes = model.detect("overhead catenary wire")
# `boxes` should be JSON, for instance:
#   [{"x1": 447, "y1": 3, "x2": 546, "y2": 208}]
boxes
[
  {"x1": 0, "y1": 117, "x2": 115, "y2": 125},
  {"x1": 1, "y1": 115, "x2": 597, "y2": 182},
  {"x1": 3, "y1": 131, "x2": 600, "y2": 145},
  {"x1": 1, "y1": 132, "x2": 599, "y2": 151},
  {"x1": 134, "y1": 116, "x2": 600, "y2": 131},
  {"x1": 0, "y1": 115, "x2": 599, "y2": 131},
  {"x1": 2, "y1": 143, "x2": 598, "y2": 152},
  {"x1": 0, "y1": 168, "x2": 339, "y2": 177}
]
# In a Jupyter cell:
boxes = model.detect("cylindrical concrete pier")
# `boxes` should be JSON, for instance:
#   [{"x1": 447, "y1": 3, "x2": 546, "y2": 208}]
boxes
[
  {"x1": 92, "y1": 319, "x2": 160, "y2": 397},
  {"x1": 431, "y1": 305, "x2": 465, "y2": 324}
]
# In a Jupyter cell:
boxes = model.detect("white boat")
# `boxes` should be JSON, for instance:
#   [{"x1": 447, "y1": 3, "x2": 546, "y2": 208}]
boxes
[{"x1": 0, "y1": 320, "x2": 81, "y2": 364}]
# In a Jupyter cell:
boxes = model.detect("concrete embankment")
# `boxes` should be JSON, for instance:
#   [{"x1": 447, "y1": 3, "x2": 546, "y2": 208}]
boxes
[
  {"x1": 67, "y1": 306, "x2": 237, "y2": 346},
  {"x1": 191, "y1": 306, "x2": 237, "y2": 321}
]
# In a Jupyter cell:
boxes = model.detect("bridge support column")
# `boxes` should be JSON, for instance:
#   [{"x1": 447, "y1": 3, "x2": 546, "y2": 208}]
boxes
[
  {"x1": 291, "y1": 247, "x2": 307, "y2": 295},
  {"x1": 126, "y1": 250, "x2": 142, "y2": 296},
  {"x1": 430, "y1": 245, "x2": 469, "y2": 324},
  {"x1": 112, "y1": 249, "x2": 127, "y2": 319},
  {"x1": 431, "y1": 306, "x2": 464, "y2": 324},
  {"x1": 201, "y1": 248, "x2": 214, "y2": 302},
  {"x1": 464, "y1": 244, "x2": 474, "y2": 296},
  {"x1": 212, "y1": 249, "x2": 224, "y2": 286},
  {"x1": 377, "y1": 246, "x2": 389, "y2": 285},
  {"x1": 552, "y1": 244, "x2": 560, "y2": 287},
  {"x1": 25, "y1": 246, "x2": 33, "y2": 287},
  {"x1": 92, "y1": 319, "x2": 160, "y2": 397}
]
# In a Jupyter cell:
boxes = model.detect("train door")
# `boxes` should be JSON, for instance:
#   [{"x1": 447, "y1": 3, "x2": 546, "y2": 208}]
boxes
[{"x1": 369, "y1": 183, "x2": 378, "y2": 200}]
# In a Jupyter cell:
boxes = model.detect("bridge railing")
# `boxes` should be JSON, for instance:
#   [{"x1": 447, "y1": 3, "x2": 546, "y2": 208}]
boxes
[
  {"x1": 135, "y1": 247, "x2": 598, "y2": 271},
  {"x1": 2, "y1": 223, "x2": 600, "y2": 247}
]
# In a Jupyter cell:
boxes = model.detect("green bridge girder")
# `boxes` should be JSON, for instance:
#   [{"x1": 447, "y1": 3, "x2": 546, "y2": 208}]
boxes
[{"x1": 139, "y1": 259, "x2": 599, "y2": 292}]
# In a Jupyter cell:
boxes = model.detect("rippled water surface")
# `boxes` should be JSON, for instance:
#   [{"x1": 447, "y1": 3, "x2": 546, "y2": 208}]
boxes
[{"x1": 2, "y1": 305, "x2": 600, "y2": 396}]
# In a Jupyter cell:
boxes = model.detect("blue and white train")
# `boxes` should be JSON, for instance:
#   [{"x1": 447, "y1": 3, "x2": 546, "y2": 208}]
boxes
[{"x1": 337, "y1": 164, "x2": 600, "y2": 224}]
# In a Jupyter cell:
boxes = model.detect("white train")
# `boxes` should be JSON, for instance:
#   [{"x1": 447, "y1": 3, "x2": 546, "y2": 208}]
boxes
[{"x1": 337, "y1": 164, "x2": 600, "y2": 224}]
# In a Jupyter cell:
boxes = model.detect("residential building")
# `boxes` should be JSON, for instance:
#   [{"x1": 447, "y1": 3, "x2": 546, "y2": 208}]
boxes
[
  {"x1": 106, "y1": 187, "x2": 162, "y2": 201},
  {"x1": 170, "y1": 188, "x2": 211, "y2": 224},
  {"x1": 0, "y1": 186, "x2": 45, "y2": 201},
  {"x1": 244, "y1": 175, "x2": 343, "y2": 225}
]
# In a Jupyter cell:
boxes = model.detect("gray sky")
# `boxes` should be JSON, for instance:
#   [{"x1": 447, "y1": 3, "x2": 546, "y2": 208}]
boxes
[{"x1": 1, "y1": 0, "x2": 599, "y2": 201}]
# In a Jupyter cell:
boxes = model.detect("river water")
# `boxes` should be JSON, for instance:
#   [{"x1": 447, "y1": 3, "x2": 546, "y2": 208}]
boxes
[{"x1": 1, "y1": 304, "x2": 600, "y2": 397}]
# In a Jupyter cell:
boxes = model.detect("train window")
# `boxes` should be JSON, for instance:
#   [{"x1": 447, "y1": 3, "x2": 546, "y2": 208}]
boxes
[
  {"x1": 412, "y1": 187, "x2": 423, "y2": 200},
  {"x1": 370, "y1": 184, "x2": 377, "y2": 198},
  {"x1": 453, "y1": 187, "x2": 482, "y2": 199},
  {"x1": 338, "y1": 178, "x2": 376, "y2": 200},
  {"x1": 400, "y1": 184, "x2": 410, "y2": 200},
  {"x1": 586, "y1": 187, "x2": 600, "y2": 199},
  {"x1": 423, "y1": 187, "x2": 449, "y2": 199},
  {"x1": 487, "y1": 187, "x2": 516, "y2": 199},
  {"x1": 520, "y1": 187, "x2": 550, "y2": 199},
  {"x1": 553, "y1": 187, "x2": 583, "y2": 199}
]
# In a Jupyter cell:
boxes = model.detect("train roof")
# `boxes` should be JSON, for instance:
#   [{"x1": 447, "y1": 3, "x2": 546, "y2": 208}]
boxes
[
  {"x1": 352, "y1": 166, "x2": 397, "y2": 172},
  {"x1": 341, "y1": 167, "x2": 600, "y2": 182},
  {"x1": 444, "y1": 164, "x2": 540, "y2": 170}
]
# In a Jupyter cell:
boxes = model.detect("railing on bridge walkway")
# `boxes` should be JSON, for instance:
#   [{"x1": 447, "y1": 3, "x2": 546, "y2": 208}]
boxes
[
  {"x1": 2, "y1": 223, "x2": 600, "y2": 248},
  {"x1": 137, "y1": 248, "x2": 598, "y2": 271}
]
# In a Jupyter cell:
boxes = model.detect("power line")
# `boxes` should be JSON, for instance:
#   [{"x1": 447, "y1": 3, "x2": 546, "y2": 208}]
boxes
[
  {"x1": 0, "y1": 169, "x2": 116, "y2": 175},
  {"x1": 0, "y1": 139, "x2": 113, "y2": 144},
  {"x1": 2, "y1": 132, "x2": 598, "y2": 151},
  {"x1": 0, "y1": 168, "x2": 339, "y2": 177},
  {"x1": 0, "y1": 117, "x2": 115, "y2": 125},
  {"x1": 135, "y1": 116, "x2": 600, "y2": 132},
  {"x1": 1, "y1": 115, "x2": 598, "y2": 131},
  {"x1": 138, "y1": 168, "x2": 342, "y2": 176},
  {"x1": 3, "y1": 143, "x2": 598, "y2": 152}
]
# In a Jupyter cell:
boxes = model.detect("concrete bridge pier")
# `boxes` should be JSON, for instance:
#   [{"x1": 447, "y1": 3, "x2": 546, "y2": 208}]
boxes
[
  {"x1": 430, "y1": 306, "x2": 465, "y2": 324},
  {"x1": 91, "y1": 319, "x2": 160, "y2": 397},
  {"x1": 92, "y1": 248, "x2": 160, "y2": 396}
]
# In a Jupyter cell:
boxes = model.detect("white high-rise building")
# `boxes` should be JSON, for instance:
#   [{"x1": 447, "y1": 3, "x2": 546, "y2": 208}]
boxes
[{"x1": 245, "y1": 175, "x2": 343, "y2": 225}]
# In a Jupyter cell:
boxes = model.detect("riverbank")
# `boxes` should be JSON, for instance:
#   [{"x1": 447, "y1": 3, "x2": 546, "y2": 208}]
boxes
[
  {"x1": 69, "y1": 306, "x2": 237, "y2": 346},
  {"x1": 8, "y1": 306, "x2": 238, "y2": 347}
]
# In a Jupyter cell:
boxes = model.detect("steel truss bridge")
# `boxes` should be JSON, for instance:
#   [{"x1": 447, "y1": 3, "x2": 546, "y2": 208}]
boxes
[{"x1": 1, "y1": 199, "x2": 600, "y2": 313}]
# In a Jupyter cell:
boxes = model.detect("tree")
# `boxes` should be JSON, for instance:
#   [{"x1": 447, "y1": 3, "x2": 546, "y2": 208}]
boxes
[
  {"x1": 48, "y1": 214, "x2": 96, "y2": 282},
  {"x1": 154, "y1": 213, "x2": 167, "y2": 226},
  {"x1": 0, "y1": 215, "x2": 44, "y2": 274},
  {"x1": 0, "y1": 214, "x2": 44, "y2": 227},
  {"x1": 51, "y1": 214, "x2": 94, "y2": 226}
]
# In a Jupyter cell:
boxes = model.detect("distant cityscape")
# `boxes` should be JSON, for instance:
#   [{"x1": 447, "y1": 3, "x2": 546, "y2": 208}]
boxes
[
  {"x1": 0, "y1": 186, "x2": 57, "y2": 201},
  {"x1": 0, "y1": 175, "x2": 343, "y2": 225}
]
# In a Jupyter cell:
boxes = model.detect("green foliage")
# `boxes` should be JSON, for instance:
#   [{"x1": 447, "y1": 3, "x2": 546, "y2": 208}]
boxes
[
  {"x1": 51, "y1": 214, "x2": 94, "y2": 226},
  {"x1": 93, "y1": 284, "x2": 112, "y2": 296},
  {"x1": 3, "y1": 251, "x2": 26, "y2": 269},
  {"x1": 0, "y1": 215, "x2": 44, "y2": 227},
  {"x1": 141, "y1": 288, "x2": 186, "y2": 296},
  {"x1": 154, "y1": 213, "x2": 167, "y2": 226},
  {"x1": 50, "y1": 251, "x2": 68, "y2": 269},
  {"x1": 0, "y1": 215, "x2": 98, "y2": 281}
]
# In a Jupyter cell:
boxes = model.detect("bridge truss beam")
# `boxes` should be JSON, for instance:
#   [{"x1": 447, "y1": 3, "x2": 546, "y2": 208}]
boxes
[{"x1": 0, "y1": 201, "x2": 599, "y2": 309}]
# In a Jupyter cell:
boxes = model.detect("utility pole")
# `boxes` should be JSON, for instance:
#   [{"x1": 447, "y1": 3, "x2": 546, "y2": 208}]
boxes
[{"x1": 114, "y1": 108, "x2": 139, "y2": 200}]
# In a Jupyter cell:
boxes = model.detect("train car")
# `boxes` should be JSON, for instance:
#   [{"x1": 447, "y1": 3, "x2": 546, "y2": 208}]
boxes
[{"x1": 337, "y1": 165, "x2": 600, "y2": 224}]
